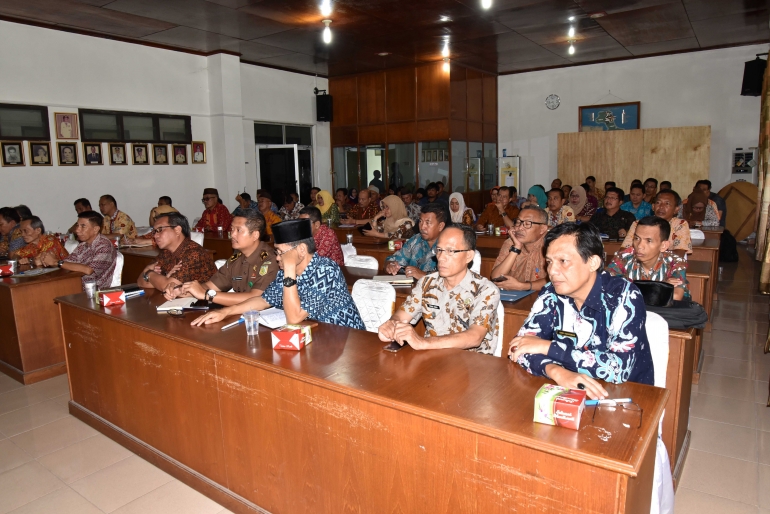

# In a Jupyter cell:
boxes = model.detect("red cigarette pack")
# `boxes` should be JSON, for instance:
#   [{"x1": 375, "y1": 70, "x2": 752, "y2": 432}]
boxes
[
  {"x1": 533, "y1": 384, "x2": 586, "y2": 430},
  {"x1": 271, "y1": 324, "x2": 312, "y2": 351},
  {"x1": 99, "y1": 289, "x2": 126, "y2": 307}
]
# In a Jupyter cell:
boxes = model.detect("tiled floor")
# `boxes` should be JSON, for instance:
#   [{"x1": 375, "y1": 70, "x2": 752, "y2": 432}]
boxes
[{"x1": 0, "y1": 246, "x2": 769, "y2": 513}]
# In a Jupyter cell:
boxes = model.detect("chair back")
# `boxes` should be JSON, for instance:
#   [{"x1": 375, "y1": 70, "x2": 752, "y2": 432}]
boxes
[
  {"x1": 645, "y1": 311, "x2": 669, "y2": 389},
  {"x1": 64, "y1": 239, "x2": 79, "y2": 254},
  {"x1": 471, "y1": 250, "x2": 481, "y2": 274},
  {"x1": 689, "y1": 229, "x2": 705, "y2": 240},
  {"x1": 492, "y1": 301, "x2": 505, "y2": 357},
  {"x1": 214, "y1": 259, "x2": 227, "y2": 269},
  {"x1": 191, "y1": 232, "x2": 204, "y2": 246},
  {"x1": 111, "y1": 251, "x2": 124, "y2": 287},
  {"x1": 345, "y1": 255, "x2": 379, "y2": 270},
  {"x1": 351, "y1": 279, "x2": 396, "y2": 333}
]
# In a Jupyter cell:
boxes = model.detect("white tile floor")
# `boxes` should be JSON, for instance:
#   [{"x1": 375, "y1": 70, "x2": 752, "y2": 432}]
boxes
[{"x1": 0, "y1": 245, "x2": 768, "y2": 513}]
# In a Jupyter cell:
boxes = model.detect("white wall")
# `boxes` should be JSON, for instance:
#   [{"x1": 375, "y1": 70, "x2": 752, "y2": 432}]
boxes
[{"x1": 498, "y1": 44, "x2": 768, "y2": 195}]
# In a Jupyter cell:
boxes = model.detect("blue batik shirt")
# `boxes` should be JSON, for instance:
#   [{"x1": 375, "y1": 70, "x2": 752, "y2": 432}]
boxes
[
  {"x1": 515, "y1": 271, "x2": 654, "y2": 386},
  {"x1": 384, "y1": 233, "x2": 437, "y2": 273},
  {"x1": 620, "y1": 200, "x2": 652, "y2": 220},
  {"x1": 262, "y1": 254, "x2": 365, "y2": 330}
]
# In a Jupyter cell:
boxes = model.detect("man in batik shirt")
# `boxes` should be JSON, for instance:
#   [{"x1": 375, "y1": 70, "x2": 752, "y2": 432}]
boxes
[
  {"x1": 195, "y1": 188, "x2": 233, "y2": 232},
  {"x1": 378, "y1": 225, "x2": 500, "y2": 354},
  {"x1": 99, "y1": 194, "x2": 137, "y2": 239},
  {"x1": 279, "y1": 194, "x2": 305, "y2": 220},
  {"x1": 15, "y1": 216, "x2": 69, "y2": 265},
  {"x1": 621, "y1": 190, "x2": 692, "y2": 254},
  {"x1": 510, "y1": 222, "x2": 654, "y2": 400},
  {"x1": 0, "y1": 207, "x2": 24, "y2": 258},
  {"x1": 348, "y1": 189, "x2": 380, "y2": 225},
  {"x1": 384, "y1": 203, "x2": 449, "y2": 280},
  {"x1": 545, "y1": 188, "x2": 575, "y2": 227}
]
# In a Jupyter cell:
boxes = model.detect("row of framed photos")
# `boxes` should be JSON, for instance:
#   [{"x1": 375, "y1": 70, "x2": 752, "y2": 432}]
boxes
[
  {"x1": 0, "y1": 141, "x2": 207, "y2": 167},
  {"x1": 421, "y1": 149, "x2": 449, "y2": 162}
]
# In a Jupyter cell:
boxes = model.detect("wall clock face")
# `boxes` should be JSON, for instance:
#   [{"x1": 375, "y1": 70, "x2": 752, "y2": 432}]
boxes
[{"x1": 545, "y1": 94, "x2": 560, "y2": 110}]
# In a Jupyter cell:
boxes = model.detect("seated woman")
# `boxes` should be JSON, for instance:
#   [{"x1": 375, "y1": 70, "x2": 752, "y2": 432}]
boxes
[
  {"x1": 568, "y1": 186, "x2": 596, "y2": 222},
  {"x1": 335, "y1": 188, "x2": 350, "y2": 216},
  {"x1": 449, "y1": 192, "x2": 474, "y2": 225},
  {"x1": 522, "y1": 185, "x2": 547, "y2": 209},
  {"x1": 361, "y1": 195, "x2": 414, "y2": 240},
  {"x1": 679, "y1": 191, "x2": 719, "y2": 227},
  {"x1": 581, "y1": 183, "x2": 599, "y2": 215},
  {"x1": 348, "y1": 188, "x2": 358, "y2": 206},
  {"x1": 316, "y1": 190, "x2": 340, "y2": 227}
]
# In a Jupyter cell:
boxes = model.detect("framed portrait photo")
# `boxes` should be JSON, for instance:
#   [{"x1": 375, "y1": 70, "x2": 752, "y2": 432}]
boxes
[
  {"x1": 132, "y1": 143, "x2": 149, "y2": 165},
  {"x1": 55, "y1": 112, "x2": 79, "y2": 139},
  {"x1": 1, "y1": 142, "x2": 24, "y2": 167},
  {"x1": 153, "y1": 144, "x2": 168, "y2": 165},
  {"x1": 109, "y1": 143, "x2": 126, "y2": 165},
  {"x1": 83, "y1": 143, "x2": 103, "y2": 165},
  {"x1": 57, "y1": 142, "x2": 78, "y2": 166},
  {"x1": 29, "y1": 142, "x2": 51, "y2": 166},
  {"x1": 172, "y1": 144, "x2": 188, "y2": 165},
  {"x1": 191, "y1": 141, "x2": 206, "y2": 164}
]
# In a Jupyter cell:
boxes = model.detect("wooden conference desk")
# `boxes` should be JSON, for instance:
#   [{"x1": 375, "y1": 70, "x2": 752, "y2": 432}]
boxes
[
  {"x1": 121, "y1": 247, "x2": 216, "y2": 286},
  {"x1": 0, "y1": 268, "x2": 82, "y2": 384},
  {"x1": 202, "y1": 233, "x2": 233, "y2": 259},
  {"x1": 57, "y1": 291, "x2": 666, "y2": 514}
]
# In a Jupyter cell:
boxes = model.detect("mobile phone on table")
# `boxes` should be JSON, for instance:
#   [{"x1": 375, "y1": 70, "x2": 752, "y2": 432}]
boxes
[{"x1": 382, "y1": 341, "x2": 409, "y2": 353}]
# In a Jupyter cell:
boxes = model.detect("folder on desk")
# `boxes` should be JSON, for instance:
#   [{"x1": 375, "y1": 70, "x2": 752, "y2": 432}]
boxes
[
  {"x1": 156, "y1": 298, "x2": 196, "y2": 312},
  {"x1": 373, "y1": 275, "x2": 415, "y2": 285}
]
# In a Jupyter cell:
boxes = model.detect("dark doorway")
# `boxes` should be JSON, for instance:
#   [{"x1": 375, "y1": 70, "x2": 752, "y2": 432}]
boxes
[{"x1": 258, "y1": 147, "x2": 296, "y2": 206}]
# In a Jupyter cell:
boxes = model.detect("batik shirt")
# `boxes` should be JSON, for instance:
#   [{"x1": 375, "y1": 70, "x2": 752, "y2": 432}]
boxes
[
  {"x1": 400, "y1": 270, "x2": 501, "y2": 354},
  {"x1": 262, "y1": 210, "x2": 282, "y2": 236},
  {"x1": 404, "y1": 202, "x2": 422, "y2": 224},
  {"x1": 278, "y1": 202, "x2": 305, "y2": 220},
  {"x1": 621, "y1": 201, "x2": 652, "y2": 220},
  {"x1": 65, "y1": 234, "x2": 117, "y2": 289},
  {"x1": 15, "y1": 234, "x2": 69, "y2": 261},
  {"x1": 320, "y1": 203, "x2": 340, "y2": 227},
  {"x1": 622, "y1": 218, "x2": 692, "y2": 254},
  {"x1": 348, "y1": 202, "x2": 380, "y2": 221},
  {"x1": 313, "y1": 224, "x2": 344, "y2": 266},
  {"x1": 102, "y1": 210, "x2": 137, "y2": 239},
  {"x1": 515, "y1": 271, "x2": 654, "y2": 385},
  {"x1": 547, "y1": 205, "x2": 575, "y2": 227},
  {"x1": 232, "y1": 200, "x2": 259, "y2": 218},
  {"x1": 156, "y1": 238, "x2": 217, "y2": 283},
  {"x1": 0, "y1": 225, "x2": 23, "y2": 257},
  {"x1": 262, "y1": 254, "x2": 365, "y2": 330},
  {"x1": 195, "y1": 204, "x2": 233, "y2": 232},
  {"x1": 384, "y1": 233, "x2": 438, "y2": 272},
  {"x1": 606, "y1": 247, "x2": 690, "y2": 300}
]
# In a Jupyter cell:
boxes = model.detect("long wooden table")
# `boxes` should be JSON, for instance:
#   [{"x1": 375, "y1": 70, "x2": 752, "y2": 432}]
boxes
[
  {"x1": 202, "y1": 233, "x2": 233, "y2": 259},
  {"x1": 0, "y1": 268, "x2": 83, "y2": 384},
  {"x1": 121, "y1": 246, "x2": 217, "y2": 286},
  {"x1": 343, "y1": 266, "x2": 694, "y2": 482},
  {"x1": 57, "y1": 290, "x2": 665, "y2": 513}
]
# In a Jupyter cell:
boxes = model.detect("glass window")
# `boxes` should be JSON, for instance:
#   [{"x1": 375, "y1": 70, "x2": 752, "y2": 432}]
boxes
[
  {"x1": 451, "y1": 141, "x2": 470, "y2": 193},
  {"x1": 483, "y1": 143, "x2": 497, "y2": 190},
  {"x1": 360, "y1": 145, "x2": 386, "y2": 195},
  {"x1": 81, "y1": 112, "x2": 120, "y2": 141},
  {"x1": 417, "y1": 141, "x2": 449, "y2": 190},
  {"x1": 0, "y1": 104, "x2": 49, "y2": 140},
  {"x1": 123, "y1": 115, "x2": 155, "y2": 141},
  {"x1": 158, "y1": 117, "x2": 189, "y2": 142},
  {"x1": 285, "y1": 125, "x2": 312, "y2": 146},
  {"x1": 254, "y1": 123, "x2": 283, "y2": 144},
  {"x1": 387, "y1": 143, "x2": 415, "y2": 192}
]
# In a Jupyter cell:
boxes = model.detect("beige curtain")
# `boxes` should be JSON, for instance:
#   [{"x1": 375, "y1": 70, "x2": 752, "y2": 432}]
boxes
[{"x1": 756, "y1": 60, "x2": 770, "y2": 292}]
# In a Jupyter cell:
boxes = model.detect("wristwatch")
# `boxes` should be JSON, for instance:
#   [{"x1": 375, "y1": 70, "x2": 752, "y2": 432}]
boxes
[
  {"x1": 205, "y1": 289, "x2": 217, "y2": 301},
  {"x1": 510, "y1": 246, "x2": 522, "y2": 254},
  {"x1": 142, "y1": 271, "x2": 151, "y2": 282},
  {"x1": 57, "y1": 260, "x2": 64, "y2": 268},
  {"x1": 283, "y1": 277, "x2": 297, "y2": 287},
  {"x1": 501, "y1": 211, "x2": 507, "y2": 217}
]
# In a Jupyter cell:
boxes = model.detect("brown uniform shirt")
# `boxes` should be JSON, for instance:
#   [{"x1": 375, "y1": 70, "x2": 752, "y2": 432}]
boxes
[{"x1": 209, "y1": 242, "x2": 278, "y2": 293}]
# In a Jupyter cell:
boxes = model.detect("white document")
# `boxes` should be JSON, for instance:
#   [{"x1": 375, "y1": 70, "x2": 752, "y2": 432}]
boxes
[
  {"x1": 258, "y1": 307, "x2": 287, "y2": 329},
  {"x1": 156, "y1": 298, "x2": 196, "y2": 312},
  {"x1": 373, "y1": 275, "x2": 414, "y2": 285}
]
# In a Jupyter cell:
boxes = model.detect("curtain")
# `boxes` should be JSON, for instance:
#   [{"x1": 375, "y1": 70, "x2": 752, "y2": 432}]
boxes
[{"x1": 756, "y1": 60, "x2": 770, "y2": 292}]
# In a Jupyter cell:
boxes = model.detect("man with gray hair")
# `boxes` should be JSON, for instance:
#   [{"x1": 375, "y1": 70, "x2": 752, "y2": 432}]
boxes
[{"x1": 490, "y1": 205, "x2": 549, "y2": 292}]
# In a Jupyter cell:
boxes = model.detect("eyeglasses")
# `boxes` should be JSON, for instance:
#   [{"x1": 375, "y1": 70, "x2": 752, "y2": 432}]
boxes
[
  {"x1": 152, "y1": 225, "x2": 174, "y2": 235},
  {"x1": 589, "y1": 401, "x2": 643, "y2": 429},
  {"x1": 431, "y1": 247, "x2": 472, "y2": 256},
  {"x1": 201, "y1": 196, "x2": 217, "y2": 202},
  {"x1": 275, "y1": 245, "x2": 297, "y2": 257},
  {"x1": 511, "y1": 219, "x2": 546, "y2": 229}
]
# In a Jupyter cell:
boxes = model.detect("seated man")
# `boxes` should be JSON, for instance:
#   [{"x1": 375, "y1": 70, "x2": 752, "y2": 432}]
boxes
[
  {"x1": 401, "y1": 188, "x2": 421, "y2": 224},
  {"x1": 158, "y1": 196, "x2": 172, "y2": 207},
  {"x1": 659, "y1": 181, "x2": 671, "y2": 191},
  {"x1": 68, "y1": 198, "x2": 92, "y2": 234},
  {"x1": 299, "y1": 206, "x2": 344, "y2": 266},
  {"x1": 258, "y1": 192, "x2": 282, "y2": 236},
  {"x1": 175, "y1": 210, "x2": 279, "y2": 306},
  {"x1": 232, "y1": 192, "x2": 259, "y2": 217},
  {"x1": 546, "y1": 188, "x2": 575, "y2": 227},
  {"x1": 385, "y1": 202, "x2": 449, "y2": 280},
  {"x1": 137, "y1": 213, "x2": 217, "y2": 297},
  {"x1": 622, "y1": 190, "x2": 692, "y2": 254},
  {"x1": 607, "y1": 216, "x2": 690, "y2": 300},
  {"x1": 487, "y1": 186, "x2": 499, "y2": 208},
  {"x1": 475, "y1": 186, "x2": 519, "y2": 231},
  {"x1": 40, "y1": 210, "x2": 117, "y2": 289},
  {"x1": 348, "y1": 189, "x2": 380, "y2": 225},
  {"x1": 99, "y1": 195, "x2": 137, "y2": 239},
  {"x1": 147, "y1": 204, "x2": 178, "y2": 232},
  {"x1": 586, "y1": 175, "x2": 604, "y2": 202},
  {"x1": 195, "y1": 188, "x2": 233, "y2": 232},
  {"x1": 620, "y1": 183, "x2": 652, "y2": 220},
  {"x1": 643, "y1": 177, "x2": 658, "y2": 204},
  {"x1": 0, "y1": 207, "x2": 24, "y2": 258},
  {"x1": 490, "y1": 205, "x2": 549, "y2": 292},
  {"x1": 551, "y1": 178, "x2": 562, "y2": 190},
  {"x1": 588, "y1": 187, "x2": 636, "y2": 239},
  {"x1": 279, "y1": 194, "x2": 304, "y2": 220},
  {"x1": 695, "y1": 179, "x2": 726, "y2": 227},
  {"x1": 15, "y1": 216, "x2": 69, "y2": 264},
  {"x1": 378, "y1": 225, "x2": 500, "y2": 354},
  {"x1": 509, "y1": 222, "x2": 654, "y2": 399},
  {"x1": 191, "y1": 219, "x2": 365, "y2": 329}
]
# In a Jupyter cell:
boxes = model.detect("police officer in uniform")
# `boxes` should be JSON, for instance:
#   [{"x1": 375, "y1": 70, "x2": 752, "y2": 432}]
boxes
[{"x1": 179, "y1": 210, "x2": 278, "y2": 305}]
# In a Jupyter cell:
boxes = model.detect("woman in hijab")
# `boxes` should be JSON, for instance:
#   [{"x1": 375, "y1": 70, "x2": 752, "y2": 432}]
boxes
[
  {"x1": 681, "y1": 191, "x2": 719, "y2": 227},
  {"x1": 568, "y1": 186, "x2": 596, "y2": 222},
  {"x1": 362, "y1": 195, "x2": 414, "y2": 240},
  {"x1": 581, "y1": 183, "x2": 599, "y2": 214},
  {"x1": 525, "y1": 185, "x2": 548, "y2": 209},
  {"x1": 449, "y1": 192, "x2": 475, "y2": 225},
  {"x1": 316, "y1": 190, "x2": 340, "y2": 226}
]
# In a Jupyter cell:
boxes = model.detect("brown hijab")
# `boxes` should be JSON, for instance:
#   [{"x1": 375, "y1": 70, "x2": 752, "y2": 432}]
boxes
[
  {"x1": 381, "y1": 195, "x2": 410, "y2": 234},
  {"x1": 683, "y1": 191, "x2": 708, "y2": 222}
]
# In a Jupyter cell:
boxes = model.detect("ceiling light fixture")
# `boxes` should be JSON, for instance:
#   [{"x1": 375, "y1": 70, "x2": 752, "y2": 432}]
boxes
[
  {"x1": 320, "y1": 0, "x2": 332, "y2": 17},
  {"x1": 322, "y1": 19, "x2": 332, "y2": 44},
  {"x1": 568, "y1": 26, "x2": 575, "y2": 37},
  {"x1": 440, "y1": 15, "x2": 451, "y2": 22},
  {"x1": 568, "y1": 16, "x2": 575, "y2": 21},
  {"x1": 481, "y1": 0, "x2": 492, "y2": 9},
  {"x1": 378, "y1": 52, "x2": 391, "y2": 56},
  {"x1": 568, "y1": 42, "x2": 575, "y2": 55},
  {"x1": 443, "y1": 58, "x2": 450, "y2": 72},
  {"x1": 441, "y1": 40, "x2": 450, "y2": 58}
]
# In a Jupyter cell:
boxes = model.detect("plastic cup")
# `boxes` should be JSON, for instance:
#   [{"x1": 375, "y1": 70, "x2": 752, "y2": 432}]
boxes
[
  {"x1": 83, "y1": 276, "x2": 97, "y2": 299},
  {"x1": 243, "y1": 310, "x2": 260, "y2": 336}
]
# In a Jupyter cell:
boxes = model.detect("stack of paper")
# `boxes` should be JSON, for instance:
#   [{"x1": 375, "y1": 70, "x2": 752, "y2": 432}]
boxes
[{"x1": 156, "y1": 298, "x2": 196, "y2": 312}]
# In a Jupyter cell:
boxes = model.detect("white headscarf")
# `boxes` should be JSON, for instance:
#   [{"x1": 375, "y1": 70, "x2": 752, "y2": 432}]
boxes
[{"x1": 449, "y1": 192, "x2": 468, "y2": 224}]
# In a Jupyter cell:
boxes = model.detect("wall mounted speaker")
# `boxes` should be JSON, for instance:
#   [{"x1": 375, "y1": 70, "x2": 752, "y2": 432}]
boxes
[
  {"x1": 316, "y1": 94, "x2": 333, "y2": 122},
  {"x1": 741, "y1": 57, "x2": 767, "y2": 97}
]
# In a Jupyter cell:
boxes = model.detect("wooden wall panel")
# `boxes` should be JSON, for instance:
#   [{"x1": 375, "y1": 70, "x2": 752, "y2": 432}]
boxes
[
  {"x1": 331, "y1": 126, "x2": 358, "y2": 146},
  {"x1": 483, "y1": 123, "x2": 497, "y2": 143},
  {"x1": 483, "y1": 75, "x2": 497, "y2": 123},
  {"x1": 416, "y1": 119, "x2": 449, "y2": 141},
  {"x1": 467, "y1": 121, "x2": 483, "y2": 142},
  {"x1": 557, "y1": 127, "x2": 709, "y2": 194},
  {"x1": 329, "y1": 76, "x2": 358, "y2": 126},
  {"x1": 450, "y1": 67, "x2": 467, "y2": 120},
  {"x1": 385, "y1": 67, "x2": 416, "y2": 122},
  {"x1": 358, "y1": 124, "x2": 386, "y2": 145},
  {"x1": 357, "y1": 72, "x2": 386, "y2": 125},
  {"x1": 415, "y1": 62, "x2": 449, "y2": 120},
  {"x1": 387, "y1": 122, "x2": 415, "y2": 142},
  {"x1": 466, "y1": 69, "x2": 483, "y2": 123},
  {"x1": 450, "y1": 119, "x2": 467, "y2": 141}
]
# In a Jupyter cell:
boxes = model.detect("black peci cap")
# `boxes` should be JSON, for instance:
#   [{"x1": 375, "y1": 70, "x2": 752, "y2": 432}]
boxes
[{"x1": 272, "y1": 219, "x2": 312, "y2": 244}]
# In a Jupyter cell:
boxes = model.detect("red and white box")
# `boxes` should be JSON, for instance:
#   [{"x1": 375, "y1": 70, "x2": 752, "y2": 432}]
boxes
[
  {"x1": 99, "y1": 289, "x2": 126, "y2": 307},
  {"x1": 500, "y1": 227, "x2": 508, "y2": 236},
  {"x1": 0, "y1": 264, "x2": 14, "y2": 276},
  {"x1": 533, "y1": 384, "x2": 586, "y2": 430},
  {"x1": 271, "y1": 324, "x2": 313, "y2": 351}
]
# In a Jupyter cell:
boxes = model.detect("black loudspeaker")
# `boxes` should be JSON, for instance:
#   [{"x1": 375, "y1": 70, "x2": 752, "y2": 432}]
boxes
[
  {"x1": 316, "y1": 94, "x2": 333, "y2": 122},
  {"x1": 741, "y1": 57, "x2": 767, "y2": 97}
]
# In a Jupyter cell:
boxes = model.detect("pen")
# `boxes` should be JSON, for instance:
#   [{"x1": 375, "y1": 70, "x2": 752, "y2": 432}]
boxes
[
  {"x1": 220, "y1": 317, "x2": 244, "y2": 331},
  {"x1": 585, "y1": 398, "x2": 633, "y2": 406}
]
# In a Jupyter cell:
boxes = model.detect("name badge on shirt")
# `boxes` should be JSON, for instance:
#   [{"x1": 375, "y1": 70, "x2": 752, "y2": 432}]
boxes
[
  {"x1": 556, "y1": 330, "x2": 577, "y2": 338},
  {"x1": 426, "y1": 303, "x2": 440, "y2": 310},
  {"x1": 232, "y1": 277, "x2": 243, "y2": 281}
]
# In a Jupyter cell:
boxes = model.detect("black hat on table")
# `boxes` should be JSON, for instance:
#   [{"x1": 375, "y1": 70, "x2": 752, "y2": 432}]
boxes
[{"x1": 273, "y1": 219, "x2": 312, "y2": 244}]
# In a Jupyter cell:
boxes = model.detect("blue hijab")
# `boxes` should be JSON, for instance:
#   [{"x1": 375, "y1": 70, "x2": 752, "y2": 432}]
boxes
[{"x1": 528, "y1": 185, "x2": 548, "y2": 209}]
